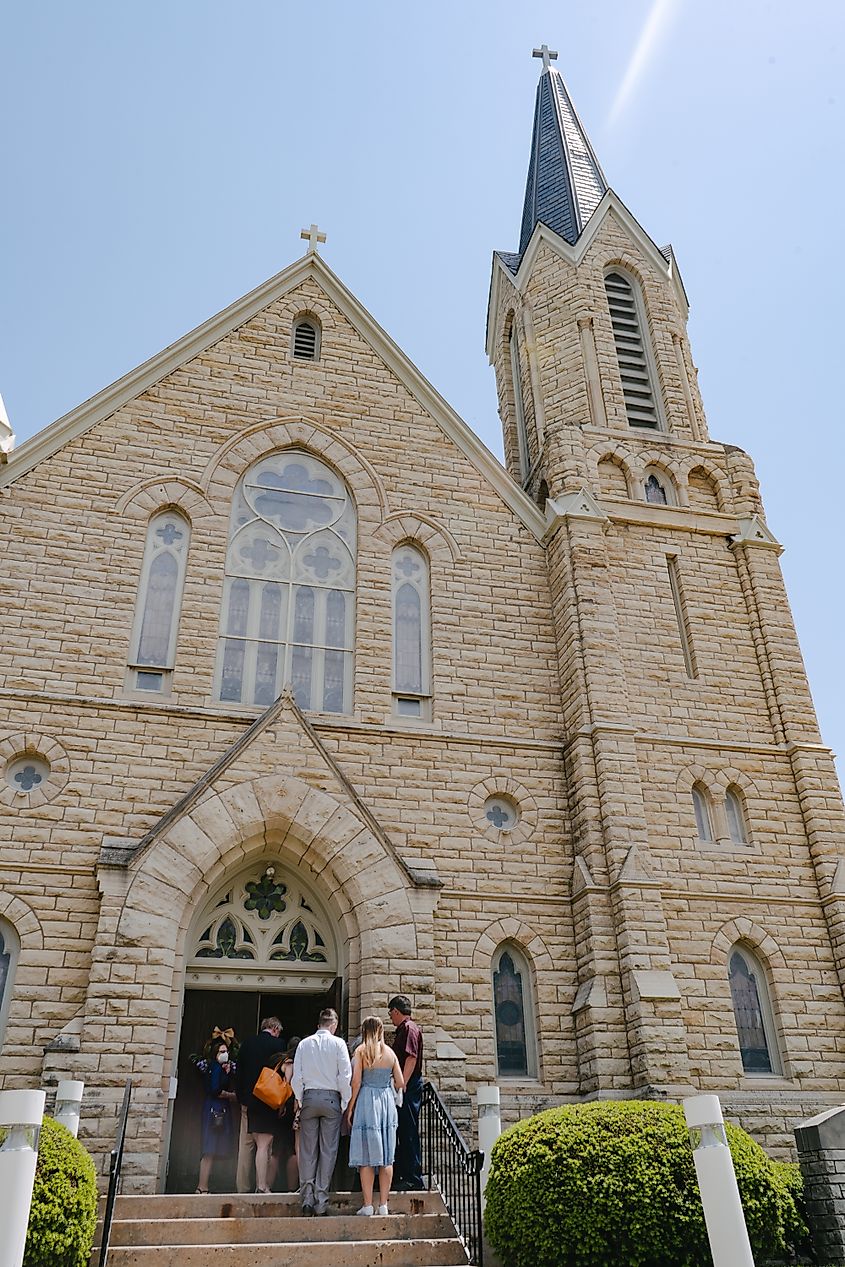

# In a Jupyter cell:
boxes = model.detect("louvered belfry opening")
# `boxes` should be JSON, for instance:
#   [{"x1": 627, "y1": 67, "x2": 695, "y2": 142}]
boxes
[
  {"x1": 604, "y1": 271, "x2": 660, "y2": 428},
  {"x1": 292, "y1": 319, "x2": 318, "y2": 361}
]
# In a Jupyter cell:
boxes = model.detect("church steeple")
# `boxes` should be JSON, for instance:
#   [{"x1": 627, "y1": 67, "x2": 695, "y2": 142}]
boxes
[{"x1": 519, "y1": 46, "x2": 607, "y2": 255}]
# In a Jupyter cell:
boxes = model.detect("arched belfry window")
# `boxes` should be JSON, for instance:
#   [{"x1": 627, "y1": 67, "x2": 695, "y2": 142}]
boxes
[
  {"x1": 215, "y1": 449, "x2": 356, "y2": 712},
  {"x1": 392, "y1": 544, "x2": 431, "y2": 719},
  {"x1": 0, "y1": 918, "x2": 20, "y2": 1047},
  {"x1": 292, "y1": 316, "x2": 320, "y2": 361},
  {"x1": 728, "y1": 945, "x2": 781, "y2": 1075},
  {"x1": 493, "y1": 944, "x2": 537, "y2": 1079},
  {"x1": 644, "y1": 468, "x2": 674, "y2": 505},
  {"x1": 128, "y1": 509, "x2": 191, "y2": 693},
  {"x1": 508, "y1": 321, "x2": 530, "y2": 479},
  {"x1": 604, "y1": 270, "x2": 663, "y2": 430}
]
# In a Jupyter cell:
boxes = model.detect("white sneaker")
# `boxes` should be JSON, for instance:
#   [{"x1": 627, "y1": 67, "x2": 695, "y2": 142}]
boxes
[
  {"x1": 377, "y1": 1204, "x2": 389, "y2": 1216},
  {"x1": 356, "y1": 1204, "x2": 374, "y2": 1217}
]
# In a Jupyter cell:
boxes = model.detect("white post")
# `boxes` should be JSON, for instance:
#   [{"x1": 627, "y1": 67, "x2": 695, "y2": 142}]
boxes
[
  {"x1": 683, "y1": 1094, "x2": 755, "y2": 1267},
  {"x1": 476, "y1": 1085, "x2": 502, "y2": 1201},
  {"x1": 0, "y1": 1089, "x2": 46, "y2": 1267},
  {"x1": 54, "y1": 1081, "x2": 84, "y2": 1138}
]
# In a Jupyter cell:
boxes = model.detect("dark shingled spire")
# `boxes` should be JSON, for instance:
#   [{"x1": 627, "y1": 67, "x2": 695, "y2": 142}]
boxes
[{"x1": 519, "y1": 60, "x2": 607, "y2": 255}]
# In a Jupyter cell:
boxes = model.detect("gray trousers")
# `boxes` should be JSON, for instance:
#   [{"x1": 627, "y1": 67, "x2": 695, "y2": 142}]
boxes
[{"x1": 298, "y1": 1089, "x2": 342, "y2": 1211}]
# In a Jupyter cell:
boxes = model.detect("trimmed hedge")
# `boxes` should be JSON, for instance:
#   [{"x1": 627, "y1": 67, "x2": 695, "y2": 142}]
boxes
[
  {"x1": 484, "y1": 1100, "x2": 807, "y2": 1267},
  {"x1": 23, "y1": 1116, "x2": 98, "y2": 1267}
]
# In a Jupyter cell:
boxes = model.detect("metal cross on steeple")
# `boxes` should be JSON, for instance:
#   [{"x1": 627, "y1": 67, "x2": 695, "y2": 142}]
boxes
[
  {"x1": 532, "y1": 44, "x2": 558, "y2": 72},
  {"x1": 300, "y1": 223, "x2": 327, "y2": 254}
]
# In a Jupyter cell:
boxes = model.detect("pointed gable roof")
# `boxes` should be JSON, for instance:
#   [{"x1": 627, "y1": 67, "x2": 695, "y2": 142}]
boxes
[
  {"x1": 0, "y1": 252, "x2": 545, "y2": 539},
  {"x1": 518, "y1": 61, "x2": 607, "y2": 255}
]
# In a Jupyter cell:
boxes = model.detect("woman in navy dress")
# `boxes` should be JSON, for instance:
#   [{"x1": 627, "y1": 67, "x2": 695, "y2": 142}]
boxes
[
  {"x1": 347, "y1": 1017, "x2": 405, "y2": 1216},
  {"x1": 197, "y1": 1037, "x2": 237, "y2": 1193}
]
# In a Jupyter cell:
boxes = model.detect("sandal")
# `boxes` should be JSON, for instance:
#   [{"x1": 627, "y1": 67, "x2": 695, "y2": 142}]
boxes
[{"x1": 194, "y1": 1188, "x2": 208, "y2": 1195}]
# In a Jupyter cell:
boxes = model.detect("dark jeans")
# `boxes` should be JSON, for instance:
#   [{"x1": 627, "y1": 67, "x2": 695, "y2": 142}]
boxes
[{"x1": 395, "y1": 1075, "x2": 423, "y2": 1187}]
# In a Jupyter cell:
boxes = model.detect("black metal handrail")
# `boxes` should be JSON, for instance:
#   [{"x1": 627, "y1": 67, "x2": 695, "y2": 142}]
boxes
[
  {"x1": 421, "y1": 1080, "x2": 484, "y2": 1266},
  {"x1": 98, "y1": 1078, "x2": 132, "y2": 1267}
]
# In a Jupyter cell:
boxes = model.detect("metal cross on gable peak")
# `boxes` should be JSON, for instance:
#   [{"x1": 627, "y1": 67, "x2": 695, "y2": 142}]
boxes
[
  {"x1": 300, "y1": 223, "x2": 327, "y2": 254},
  {"x1": 532, "y1": 44, "x2": 558, "y2": 72}
]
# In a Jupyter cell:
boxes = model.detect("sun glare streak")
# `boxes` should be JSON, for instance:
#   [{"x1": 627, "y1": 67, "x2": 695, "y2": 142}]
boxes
[{"x1": 607, "y1": 0, "x2": 679, "y2": 128}]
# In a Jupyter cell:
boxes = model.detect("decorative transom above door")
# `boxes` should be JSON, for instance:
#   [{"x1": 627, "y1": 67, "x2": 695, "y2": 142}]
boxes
[{"x1": 186, "y1": 861, "x2": 339, "y2": 993}]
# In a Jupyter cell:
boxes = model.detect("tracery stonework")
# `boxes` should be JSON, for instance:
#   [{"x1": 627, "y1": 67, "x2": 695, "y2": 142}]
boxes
[{"x1": 2, "y1": 53, "x2": 845, "y2": 1192}]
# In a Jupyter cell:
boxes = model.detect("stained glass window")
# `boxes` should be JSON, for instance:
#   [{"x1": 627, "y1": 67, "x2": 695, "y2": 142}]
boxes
[
  {"x1": 392, "y1": 545, "x2": 430, "y2": 715},
  {"x1": 729, "y1": 947, "x2": 779, "y2": 1074},
  {"x1": 215, "y1": 450, "x2": 356, "y2": 712},
  {"x1": 129, "y1": 510, "x2": 191, "y2": 689},
  {"x1": 0, "y1": 921, "x2": 19, "y2": 1045},
  {"x1": 493, "y1": 946, "x2": 534, "y2": 1078}
]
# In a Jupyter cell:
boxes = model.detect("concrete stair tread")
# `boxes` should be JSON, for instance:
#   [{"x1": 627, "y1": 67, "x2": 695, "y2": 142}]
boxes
[
  {"x1": 99, "y1": 1240, "x2": 469, "y2": 1265},
  {"x1": 102, "y1": 1190, "x2": 444, "y2": 1219},
  {"x1": 105, "y1": 1212, "x2": 455, "y2": 1246}
]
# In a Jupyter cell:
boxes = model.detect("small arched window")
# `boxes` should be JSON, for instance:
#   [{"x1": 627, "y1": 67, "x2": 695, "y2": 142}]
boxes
[
  {"x1": 508, "y1": 321, "x2": 530, "y2": 480},
  {"x1": 0, "y1": 919, "x2": 20, "y2": 1047},
  {"x1": 128, "y1": 509, "x2": 191, "y2": 693},
  {"x1": 216, "y1": 449, "x2": 355, "y2": 712},
  {"x1": 644, "y1": 468, "x2": 674, "y2": 505},
  {"x1": 604, "y1": 271, "x2": 662, "y2": 430},
  {"x1": 392, "y1": 544, "x2": 431, "y2": 720},
  {"x1": 692, "y1": 784, "x2": 714, "y2": 842},
  {"x1": 493, "y1": 944, "x2": 536, "y2": 1078},
  {"x1": 292, "y1": 317, "x2": 321, "y2": 361},
  {"x1": 726, "y1": 787, "x2": 750, "y2": 845},
  {"x1": 728, "y1": 945, "x2": 781, "y2": 1074}
]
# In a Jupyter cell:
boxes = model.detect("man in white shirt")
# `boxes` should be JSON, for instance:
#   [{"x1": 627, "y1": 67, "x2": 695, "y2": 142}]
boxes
[{"x1": 291, "y1": 1007, "x2": 352, "y2": 1216}]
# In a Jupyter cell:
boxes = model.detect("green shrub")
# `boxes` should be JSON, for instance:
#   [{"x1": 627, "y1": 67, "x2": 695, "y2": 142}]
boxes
[
  {"x1": 484, "y1": 1100, "x2": 807, "y2": 1267},
  {"x1": 23, "y1": 1116, "x2": 98, "y2": 1267}
]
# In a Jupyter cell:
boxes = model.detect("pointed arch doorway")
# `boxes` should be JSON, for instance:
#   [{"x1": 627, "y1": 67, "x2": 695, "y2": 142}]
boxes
[{"x1": 166, "y1": 859, "x2": 344, "y2": 1193}]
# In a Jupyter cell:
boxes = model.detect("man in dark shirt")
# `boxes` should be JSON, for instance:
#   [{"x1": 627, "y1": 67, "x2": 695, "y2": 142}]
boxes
[
  {"x1": 235, "y1": 1016, "x2": 285, "y2": 1192},
  {"x1": 388, "y1": 994, "x2": 424, "y2": 1190}
]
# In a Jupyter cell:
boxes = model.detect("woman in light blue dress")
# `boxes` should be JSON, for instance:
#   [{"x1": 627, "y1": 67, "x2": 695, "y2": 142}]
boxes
[{"x1": 347, "y1": 1016, "x2": 405, "y2": 1215}]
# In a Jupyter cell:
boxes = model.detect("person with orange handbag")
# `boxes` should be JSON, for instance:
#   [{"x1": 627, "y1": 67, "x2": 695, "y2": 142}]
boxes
[{"x1": 235, "y1": 1016, "x2": 286, "y2": 1193}]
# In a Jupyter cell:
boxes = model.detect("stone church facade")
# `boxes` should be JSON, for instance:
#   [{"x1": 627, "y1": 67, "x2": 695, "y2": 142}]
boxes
[{"x1": 1, "y1": 55, "x2": 844, "y2": 1188}]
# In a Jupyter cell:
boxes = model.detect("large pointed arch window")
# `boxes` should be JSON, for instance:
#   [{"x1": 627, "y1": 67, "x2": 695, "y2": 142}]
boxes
[
  {"x1": 215, "y1": 450, "x2": 356, "y2": 712},
  {"x1": 604, "y1": 270, "x2": 663, "y2": 430},
  {"x1": 493, "y1": 943, "x2": 537, "y2": 1079},
  {"x1": 128, "y1": 510, "x2": 191, "y2": 693},
  {"x1": 392, "y1": 544, "x2": 431, "y2": 719},
  {"x1": 728, "y1": 945, "x2": 781, "y2": 1075}
]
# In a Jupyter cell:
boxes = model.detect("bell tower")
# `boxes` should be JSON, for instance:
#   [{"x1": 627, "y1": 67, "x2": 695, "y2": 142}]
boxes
[
  {"x1": 487, "y1": 45, "x2": 711, "y2": 507},
  {"x1": 486, "y1": 49, "x2": 845, "y2": 1109}
]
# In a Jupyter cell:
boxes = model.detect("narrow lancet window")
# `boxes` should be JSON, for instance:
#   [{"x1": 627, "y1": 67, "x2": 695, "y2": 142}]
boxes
[
  {"x1": 0, "y1": 919, "x2": 20, "y2": 1045},
  {"x1": 392, "y1": 544, "x2": 431, "y2": 719},
  {"x1": 728, "y1": 946, "x2": 780, "y2": 1074},
  {"x1": 692, "y1": 784, "x2": 714, "y2": 842},
  {"x1": 726, "y1": 787, "x2": 750, "y2": 845},
  {"x1": 508, "y1": 322, "x2": 530, "y2": 479},
  {"x1": 604, "y1": 271, "x2": 662, "y2": 429},
  {"x1": 493, "y1": 944, "x2": 536, "y2": 1078},
  {"x1": 128, "y1": 510, "x2": 191, "y2": 693},
  {"x1": 215, "y1": 449, "x2": 356, "y2": 713}
]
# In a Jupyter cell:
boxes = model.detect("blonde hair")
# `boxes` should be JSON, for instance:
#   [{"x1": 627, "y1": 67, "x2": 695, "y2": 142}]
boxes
[{"x1": 359, "y1": 1016, "x2": 384, "y2": 1069}]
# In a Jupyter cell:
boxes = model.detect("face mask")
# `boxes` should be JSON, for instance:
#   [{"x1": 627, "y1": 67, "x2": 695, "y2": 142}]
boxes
[{"x1": 217, "y1": 1051, "x2": 229, "y2": 1064}]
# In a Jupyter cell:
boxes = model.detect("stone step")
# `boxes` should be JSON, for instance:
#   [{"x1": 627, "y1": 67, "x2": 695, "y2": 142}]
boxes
[
  {"x1": 101, "y1": 1239, "x2": 469, "y2": 1266},
  {"x1": 100, "y1": 1190, "x2": 442, "y2": 1221},
  {"x1": 107, "y1": 1213, "x2": 455, "y2": 1246}
]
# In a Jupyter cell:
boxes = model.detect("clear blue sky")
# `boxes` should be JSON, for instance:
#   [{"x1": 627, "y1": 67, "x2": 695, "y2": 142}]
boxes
[{"x1": 2, "y1": 2, "x2": 843, "y2": 777}]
